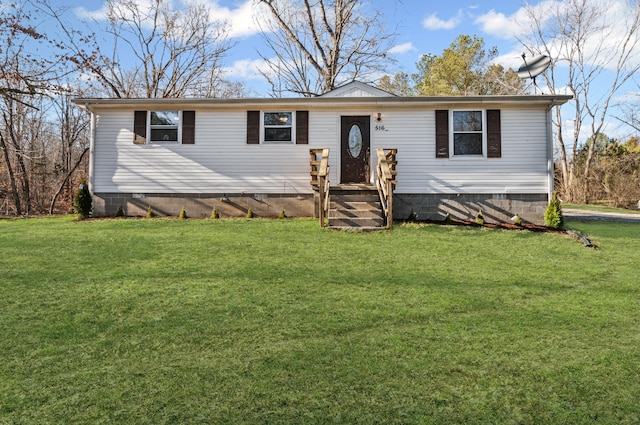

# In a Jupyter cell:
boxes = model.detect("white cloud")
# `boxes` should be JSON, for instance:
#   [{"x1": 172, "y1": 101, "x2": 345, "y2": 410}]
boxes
[
  {"x1": 74, "y1": 0, "x2": 263, "y2": 38},
  {"x1": 389, "y1": 42, "x2": 416, "y2": 55},
  {"x1": 474, "y1": 1, "x2": 557, "y2": 40},
  {"x1": 204, "y1": 0, "x2": 264, "y2": 39},
  {"x1": 74, "y1": 4, "x2": 109, "y2": 20},
  {"x1": 422, "y1": 11, "x2": 462, "y2": 30},
  {"x1": 222, "y1": 58, "x2": 271, "y2": 80},
  {"x1": 493, "y1": 50, "x2": 527, "y2": 71}
]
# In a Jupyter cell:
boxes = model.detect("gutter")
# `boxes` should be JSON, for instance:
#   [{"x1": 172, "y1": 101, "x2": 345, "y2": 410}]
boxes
[
  {"x1": 546, "y1": 98, "x2": 558, "y2": 202},
  {"x1": 85, "y1": 103, "x2": 96, "y2": 195}
]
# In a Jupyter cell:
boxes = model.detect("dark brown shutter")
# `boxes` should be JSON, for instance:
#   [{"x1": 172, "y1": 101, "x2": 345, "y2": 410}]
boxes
[
  {"x1": 296, "y1": 111, "x2": 309, "y2": 144},
  {"x1": 182, "y1": 111, "x2": 195, "y2": 144},
  {"x1": 133, "y1": 110, "x2": 147, "y2": 144},
  {"x1": 435, "y1": 110, "x2": 449, "y2": 158},
  {"x1": 487, "y1": 109, "x2": 501, "y2": 158},
  {"x1": 247, "y1": 111, "x2": 260, "y2": 144}
]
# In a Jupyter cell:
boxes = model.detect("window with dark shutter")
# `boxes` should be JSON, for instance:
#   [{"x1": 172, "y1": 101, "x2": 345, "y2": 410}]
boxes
[
  {"x1": 435, "y1": 110, "x2": 449, "y2": 158},
  {"x1": 182, "y1": 111, "x2": 195, "y2": 144},
  {"x1": 134, "y1": 110, "x2": 147, "y2": 144},
  {"x1": 296, "y1": 111, "x2": 309, "y2": 144},
  {"x1": 486, "y1": 109, "x2": 501, "y2": 158},
  {"x1": 247, "y1": 111, "x2": 260, "y2": 144}
]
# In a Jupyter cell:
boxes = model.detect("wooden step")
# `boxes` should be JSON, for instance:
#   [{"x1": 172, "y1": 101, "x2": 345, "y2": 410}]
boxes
[{"x1": 327, "y1": 185, "x2": 385, "y2": 230}]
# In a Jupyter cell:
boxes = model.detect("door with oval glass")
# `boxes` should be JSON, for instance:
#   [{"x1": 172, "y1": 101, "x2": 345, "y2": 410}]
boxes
[{"x1": 340, "y1": 116, "x2": 370, "y2": 184}]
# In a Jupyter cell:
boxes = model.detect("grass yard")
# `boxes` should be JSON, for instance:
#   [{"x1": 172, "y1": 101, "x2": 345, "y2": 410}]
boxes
[{"x1": 1, "y1": 217, "x2": 639, "y2": 424}]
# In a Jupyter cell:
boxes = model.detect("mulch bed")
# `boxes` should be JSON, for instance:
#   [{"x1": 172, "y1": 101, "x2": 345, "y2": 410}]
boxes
[
  {"x1": 415, "y1": 218, "x2": 562, "y2": 233},
  {"x1": 413, "y1": 218, "x2": 595, "y2": 247}
]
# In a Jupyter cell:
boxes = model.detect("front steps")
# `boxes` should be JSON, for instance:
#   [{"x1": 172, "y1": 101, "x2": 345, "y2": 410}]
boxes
[{"x1": 328, "y1": 185, "x2": 386, "y2": 230}]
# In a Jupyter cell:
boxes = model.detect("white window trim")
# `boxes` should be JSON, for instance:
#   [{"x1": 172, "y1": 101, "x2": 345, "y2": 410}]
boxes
[
  {"x1": 148, "y1": 110, "x2": 182, "y2": 144},
  {"x1": 450, "y1": 109, "x2": 487, "y2": 159},
  {"x1": 261, "y1": 111, "x2": 296, "y2": 144}
]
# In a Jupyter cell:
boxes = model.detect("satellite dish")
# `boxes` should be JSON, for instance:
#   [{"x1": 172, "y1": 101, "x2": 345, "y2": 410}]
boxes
[
  {"x1": 517, "y1": 54, "x2": 551, "y2": 79},
  {"x1": 517, "y1": 54, "x2": 551, "y2": 94}
]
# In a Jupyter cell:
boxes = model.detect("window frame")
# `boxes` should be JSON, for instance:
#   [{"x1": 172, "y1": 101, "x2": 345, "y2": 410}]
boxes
[
  {"x1": 261, "y1": 111, "x2": 296, "y2": 144},
  {"x1": 148, "y1": 110, "x2": 182, "y2": 144},
  {"x1": 450, "y1": 109, "x2": 487, "y2": 158}
]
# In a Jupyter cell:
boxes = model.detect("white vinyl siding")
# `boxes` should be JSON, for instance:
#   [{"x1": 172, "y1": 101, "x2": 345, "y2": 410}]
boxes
[
  {"x1": 370, "y1": 109, "x2": 549, "y2": 194},
  {"x1": 93, "y1": 110, "x2": 322, "y2": 194},
  {"x1": 92, "y1": 107, "x2": 550, "y2": 196}
]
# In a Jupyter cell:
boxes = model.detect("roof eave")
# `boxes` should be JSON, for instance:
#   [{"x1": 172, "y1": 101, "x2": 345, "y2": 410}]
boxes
[{"x1": 73, "y1": 94, "x2": 573, "y2": 110}]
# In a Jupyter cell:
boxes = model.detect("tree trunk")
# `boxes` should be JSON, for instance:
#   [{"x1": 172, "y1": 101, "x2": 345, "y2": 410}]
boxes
[
  {"x1": 0, "y1": 132, "x2": 21, "y2": 215},
  {"x1": 49, "y1": 147, "x2": 89, "y2": 215},
  {"x1": 4, "y1": 111, "x2": 31, "y2": 215}
]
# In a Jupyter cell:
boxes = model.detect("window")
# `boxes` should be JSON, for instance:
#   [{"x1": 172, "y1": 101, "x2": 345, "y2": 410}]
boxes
[
  {"x1": 263, "y1": 112, "x2": 293, "y2": 143},
  {"x1": 133, "y1": 110, "x2": 195, "y2": 145},
  {"x1": 150, "y1": 111, "x2": 180, "y2": 143},
  {"x1": 452, "y1": 110, "x2": 484, "y2": 155},
  {"x1": 246, "y1": 110, "x2": 308, "y2": 145},
  {"x1": 435, "y1": 109, "x2": 501, "y2": 159}
]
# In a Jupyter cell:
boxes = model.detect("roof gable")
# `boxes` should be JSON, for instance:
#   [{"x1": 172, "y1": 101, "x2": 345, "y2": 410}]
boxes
[{"x1": 320, "y1": 81, "x2": 396, "y2": 98}]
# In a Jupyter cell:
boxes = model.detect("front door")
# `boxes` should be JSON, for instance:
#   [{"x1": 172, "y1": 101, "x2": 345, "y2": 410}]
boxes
[{"x1": 340, "y1": 116, "x2": 370, "y2": 184}]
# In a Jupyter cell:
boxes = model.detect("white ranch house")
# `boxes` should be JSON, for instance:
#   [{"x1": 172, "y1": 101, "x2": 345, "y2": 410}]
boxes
[{"x1": 74, "y1": 82, "x2": 571, "y2": 227}]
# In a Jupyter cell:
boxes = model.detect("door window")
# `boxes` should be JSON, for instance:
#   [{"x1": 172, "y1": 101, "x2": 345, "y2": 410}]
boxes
[{"x1": 348, "y1": 124, "x2": 363, "y2": 158}]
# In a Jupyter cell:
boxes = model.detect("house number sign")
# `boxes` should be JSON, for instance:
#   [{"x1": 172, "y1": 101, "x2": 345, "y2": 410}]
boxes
[{"x1": 375, "y1": 125, "x2": 388, "y2": 132}]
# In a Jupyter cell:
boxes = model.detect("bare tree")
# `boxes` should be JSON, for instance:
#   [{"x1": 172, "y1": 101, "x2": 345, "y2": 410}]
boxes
[
  {"x1": 256, "y1": 0, "x2": 396, "y2": 97},
  {"x1": 0, "y1": 3, "x2": 64, "y2": 214},
  {"x1": 49, "y1": 91, "x2": 90, "y2": 214},
  {"x1": 518, "y1": 0, "x2": 640, "y2": 203},
  {"x1": 52, "y1": 0, "x2": 236, "y2": 98}
]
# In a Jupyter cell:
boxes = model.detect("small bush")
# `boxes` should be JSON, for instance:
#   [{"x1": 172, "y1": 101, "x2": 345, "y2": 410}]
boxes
[
  {"x1": 475, "y1": 210, "x2": 484, "y2": 225},
  {"x1": 545, "y1": 192, "x2": 564, "y2": 229},
  {"x1": 407, "y1": 210, "x2": 418, "y2": 222},
  {"x1": 178, "y1": 207, "x2": 187, "y2": 220},
  {"x1": 279, "y1": 209, "x2": 286, "y2": 219},
  {"x1": 210, "y1": 208, "x2": 220, "y2": 219},
  {"x1": 146, "y1": 206, "x2": 155, "y2": 218},
  {"x1": 74, "y1": 180, "x2": 92, "y2": 218},
  {"x1": 115, "y1": 205, "x2": 125, "y2": 217},
  {"x1": 246, "y1": 209, "x2": 253, "y2": 218},
  {"x1": 444, "y1": 213, "x2": 452, "y2": 224},
  {"x1": 512, "y1": 214, "x2": 522, "y2": 226}
]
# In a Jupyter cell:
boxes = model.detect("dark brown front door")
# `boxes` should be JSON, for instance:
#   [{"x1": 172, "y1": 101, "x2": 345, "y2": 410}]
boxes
[{"x1": 340, "y1": 116, "x2": 370, "y2": 184}]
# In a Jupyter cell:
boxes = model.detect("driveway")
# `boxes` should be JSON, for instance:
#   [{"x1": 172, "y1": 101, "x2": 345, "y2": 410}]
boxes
[{"x1": 563, "y1": 208, "x2": 640, "y2": 223}]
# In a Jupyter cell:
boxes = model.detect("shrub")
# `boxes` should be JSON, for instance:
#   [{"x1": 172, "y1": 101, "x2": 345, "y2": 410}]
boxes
[
  {"x1": 545, "y1": 192, "x2": 564, "y2": 229},
  {"x1": 279, "y1": 209, "x2": 286, "y2": 219},
  {"x1": 178, "y1": 207, "x2": 187, "y2": 220},
  {"x1": 407, "y1": 210, "x2": 418, "y2": 222},
  {"x1": 74, "y1": 180, "x2": 92, "y2": 218},
  {"x1": 444, "y1": 213, "x2": 452, "y2": 224},
  {"x1": 115, "y1": 205, "x2": 125, "y2": 217},
  {"x1": 512, "y1": 214, "x2": 522, "y2": 226},
  {"x1": 475, "y1": 210, "x2": 484, "y2": 225},
  {"x1": 146, "y1": 206, "x2": 155, "y2": 218},
  {"x1": 246, "y1": 208, "x2": 253, "y2": 218},
  {"x1": 210, "y1": 208, "x2": 220, "y2": 219}
]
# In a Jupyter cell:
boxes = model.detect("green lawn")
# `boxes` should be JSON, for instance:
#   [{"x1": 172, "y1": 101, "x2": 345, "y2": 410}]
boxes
[{"x1": 1, "y1": 217, "x2": 639, "y2": 424}]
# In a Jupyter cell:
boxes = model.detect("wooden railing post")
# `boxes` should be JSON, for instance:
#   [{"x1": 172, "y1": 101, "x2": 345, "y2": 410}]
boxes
[
  {"x1": 376, "y1": 148, "x2": 397, "y2": 230},
  {"x1": 310, "y1": 148, "x2": 330, "y2": 228}
]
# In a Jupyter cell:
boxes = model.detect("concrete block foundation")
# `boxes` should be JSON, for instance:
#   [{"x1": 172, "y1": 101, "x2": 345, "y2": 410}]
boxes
[
  {"x1": 93, "y1": 192, "x2": 548, "y2": 225},
  {"x1": 93, "y1": 193, "x2": 315, "y2": 218}
]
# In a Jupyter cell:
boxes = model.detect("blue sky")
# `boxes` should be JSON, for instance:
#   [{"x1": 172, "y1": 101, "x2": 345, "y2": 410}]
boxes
[
  {"x1": 69, "y1": 0, "x2": 537, "y2": 96},
  {"x1": 51, "y1": 0, "x2": 640, "y2": 141}
]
